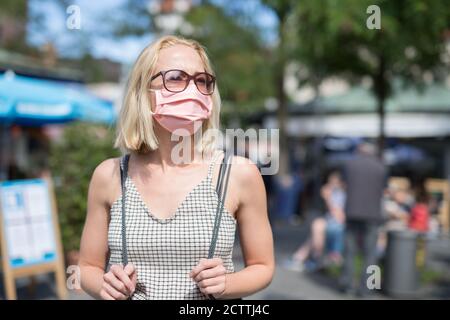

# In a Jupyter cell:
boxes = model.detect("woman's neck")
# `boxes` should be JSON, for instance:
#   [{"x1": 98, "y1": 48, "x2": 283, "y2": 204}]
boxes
[{"x1": 135, "y1": 125, "x2": 204, "y2": 171}]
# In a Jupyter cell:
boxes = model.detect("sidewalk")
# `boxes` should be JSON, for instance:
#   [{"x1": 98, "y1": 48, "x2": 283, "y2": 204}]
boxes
[
  {"x1": 239, "y1": 222, "x2": 367, "y2": 300},
  {"x1": 242, "y1": 222, "x2": 450, "y2": 300}
]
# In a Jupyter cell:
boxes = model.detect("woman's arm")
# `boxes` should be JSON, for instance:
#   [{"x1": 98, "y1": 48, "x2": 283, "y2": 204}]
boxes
[
  {"x1": 78, "y1": 158, "x2": 136, "y2": 299},
  {"x1": 222, "y1": 157, "x2": 274, "y2": 298},
  {"x1": 191, "y1": 157, "x2": 275, "y2": 299}
]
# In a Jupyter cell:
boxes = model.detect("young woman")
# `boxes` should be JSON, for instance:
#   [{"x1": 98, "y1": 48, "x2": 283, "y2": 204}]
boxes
[{"x1": 78, "y1": 36, "x2": 274, "y2": 300}]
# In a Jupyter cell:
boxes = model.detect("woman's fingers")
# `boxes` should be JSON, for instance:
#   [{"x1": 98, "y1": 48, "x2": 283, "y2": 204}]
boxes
[
  {"x1": 103, "y1": 281, "x2": 128, "y2": 300},
  {"x1": 194, "y1": 264, "x2": 226, "y2": 283},
  {"x1": 103, "y1": 269, "x2": 130, "y2": 296},
  {"x1": 124, "y1": 263, "x2": 136, "y2": 277},
  {"x1": 111, "y1": 264, "x2": 135, "y2": 293},
  {"x1": 199, "y1": 282, "x2": 226, "y2": 297},
  {"x1": 190, "y1": 258, "x2": 223, "y2": 279},
  {"x1": 124, "y1": 263, "x2": 137, "y2": 293},
  {"x1": 198, "y1": 274, "x2": 225, "y2": 288},
  {"x1": 100, "y1": 289, "x2": 115, "y2": 300},
  {"x1": 189, "y1": 258, "x2": 227, "y2": 298}
]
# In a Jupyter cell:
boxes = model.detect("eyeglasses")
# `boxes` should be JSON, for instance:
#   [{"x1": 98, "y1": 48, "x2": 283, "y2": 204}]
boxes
[{"x1": 150, "y1": 69, "x2": 216, "y2": 95}]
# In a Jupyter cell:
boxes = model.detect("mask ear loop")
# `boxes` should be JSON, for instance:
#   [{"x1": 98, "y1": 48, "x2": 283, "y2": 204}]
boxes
[{"x1": 147, "y1": 88, "x2": 159, "y2": 116}]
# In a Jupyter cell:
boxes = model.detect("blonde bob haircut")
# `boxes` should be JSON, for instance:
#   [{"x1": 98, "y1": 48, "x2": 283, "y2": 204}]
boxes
[{"x1": 114, "y1": 35, "x2": 221, "y2": 155}]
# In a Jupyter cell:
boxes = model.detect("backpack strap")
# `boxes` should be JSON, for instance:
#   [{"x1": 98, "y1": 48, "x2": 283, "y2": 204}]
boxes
[
  {"x1": 207, "y1": 151, "x2": 232, "y2": 300},
  {"x1": 208, "y1": 151, "x2": 232, "y2": 259},
  {"x1": 119, "y1": 154, "x2": 130, "y2": 266}
]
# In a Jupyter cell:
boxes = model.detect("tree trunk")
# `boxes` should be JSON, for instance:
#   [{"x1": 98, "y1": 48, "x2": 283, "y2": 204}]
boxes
[
  {"x1": 376, "y1": 95, "x2": 386, "y2": 160},
  {"x1": 276, "y1": 64, "x2": 288, "y2": 176},
  {"x1": 275, "y1": 16, "x2": 288, "y2": 176},
  {"x1": 375, "y1": 56, "x2": 386, "y2": 161}
]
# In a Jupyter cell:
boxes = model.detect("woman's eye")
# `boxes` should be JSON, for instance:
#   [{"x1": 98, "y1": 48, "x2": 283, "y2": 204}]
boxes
[
  {"x1": 196, "y1": 77, "x2": 207, "y2": 84},
  {"x1": 168, "y1": 75, "x2": 184, "y2": 81},
  {"x1": 166, "y1": 71, "x2": 188, "y2": 82}
]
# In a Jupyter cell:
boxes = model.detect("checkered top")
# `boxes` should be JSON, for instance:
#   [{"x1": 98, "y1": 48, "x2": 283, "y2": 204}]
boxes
[{"x1": 107, "y1": 150, "x2": 236, "y2": 300}]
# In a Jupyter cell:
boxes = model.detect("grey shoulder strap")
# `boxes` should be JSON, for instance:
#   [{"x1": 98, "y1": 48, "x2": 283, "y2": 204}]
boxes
[
  {"x1": 207, "y1": 151, "x2": 232, "y2": 300},
  {"x1": 208, "y1": 151, "x2": 232, "y2": 259},
  {"x1": 119, "y1": 154, "x2": 130, "y2": 266}
]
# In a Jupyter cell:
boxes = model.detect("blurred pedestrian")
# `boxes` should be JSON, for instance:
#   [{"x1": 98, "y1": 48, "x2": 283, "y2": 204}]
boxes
[{"x1": 339, "y1": 142, "x2": 387, "y2": 297}]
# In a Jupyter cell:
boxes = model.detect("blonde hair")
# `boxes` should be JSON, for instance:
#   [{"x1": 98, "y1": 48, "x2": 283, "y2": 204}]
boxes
[{"x1": 114, "y1": 35, "x2": 221, "y2": 155}]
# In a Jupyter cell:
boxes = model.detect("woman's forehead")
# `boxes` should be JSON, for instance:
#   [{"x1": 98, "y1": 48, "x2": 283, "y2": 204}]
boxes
[{"x1": 156, "y1": 44, "x2": 205, "y2": 73}]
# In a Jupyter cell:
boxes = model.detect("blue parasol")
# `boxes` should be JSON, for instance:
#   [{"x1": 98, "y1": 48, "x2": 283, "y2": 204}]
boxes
[
  {"x1": 0, "y1": 71, "x2": 117, "y2": 179},
  {"x1": 0, "y1": 72, "x2": 116, "y2": 125}
]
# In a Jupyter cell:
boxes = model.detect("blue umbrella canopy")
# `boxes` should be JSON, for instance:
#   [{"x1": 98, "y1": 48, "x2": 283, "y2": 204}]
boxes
[{"x1": 0, "y1": 72, "x2": 116, "y2": 126}]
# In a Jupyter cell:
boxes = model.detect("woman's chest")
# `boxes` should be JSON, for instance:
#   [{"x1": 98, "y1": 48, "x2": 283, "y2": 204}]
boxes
[
  {"x1": 108, "y1": 193, "x2": 237, "y2": 263},
  {"x1": 130, "y1": 167, "x2": 211, "y2": 220}
]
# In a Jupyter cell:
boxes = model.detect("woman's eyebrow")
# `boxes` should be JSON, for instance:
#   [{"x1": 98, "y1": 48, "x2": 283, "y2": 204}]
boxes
[
  {"x1": 188, "y1": 69, "x2": 206, "y2": 75},
  {"x1": 179, "y1": 67, "x2": 206, "y2": 74},
  {"x1": 157, "y1": 68, "x2": 207, "y2": 75}
]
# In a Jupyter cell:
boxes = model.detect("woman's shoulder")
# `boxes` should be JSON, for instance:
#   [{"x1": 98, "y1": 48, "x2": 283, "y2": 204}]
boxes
[
  {"x1": 90, "y1": 157, "x2": 122, "y2": 206},
  {"x1": 211, "y1": 151, "x2": 262, "y2": 188},
  {"x1": 227, "y1": 155, "x2": 266, "y2": 213},
  {"x1": 228, "y1": 155, "x2": 263, "y2": 185},
  {"x1": 92, "y1": 157, "x2": 121, "y2": 181}
]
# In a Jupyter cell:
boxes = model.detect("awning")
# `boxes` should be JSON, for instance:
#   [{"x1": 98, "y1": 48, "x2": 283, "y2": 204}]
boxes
[
  {"x1": 0, "y1": 72, "x2": 116, "y2": 126},
  {"x1": 264, "y1": 113, "x2": 450, "y2": 138}
]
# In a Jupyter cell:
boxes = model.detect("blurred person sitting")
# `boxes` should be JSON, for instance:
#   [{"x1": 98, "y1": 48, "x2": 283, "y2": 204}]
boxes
[
  {"x1": 408, "y1": 179, "x2": 430, "y2": 233},
  {"x1": 376, "y1": 184, "x2": 414, "y2": 257},
  {"x1": 284, "y1": 170, "x2": 346, "y2": 272}
]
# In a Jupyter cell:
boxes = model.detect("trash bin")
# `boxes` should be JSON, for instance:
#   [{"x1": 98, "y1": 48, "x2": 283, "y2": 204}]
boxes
[{"x1": 384, "y1": 230, "x2": 421, "y2": 298}]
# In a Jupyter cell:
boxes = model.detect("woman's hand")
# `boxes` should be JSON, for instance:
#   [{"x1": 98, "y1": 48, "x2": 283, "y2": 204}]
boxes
[
  {"x1": 190, "y1": 258, "x2": 227, "y2": 299},
  {"x1": 100, "y1": 263, "x2": 137, "y2": 300}
]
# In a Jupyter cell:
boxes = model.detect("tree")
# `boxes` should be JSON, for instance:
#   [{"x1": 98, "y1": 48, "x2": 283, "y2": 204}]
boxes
[
  {"x1": 180, "y1": 4, "x2": 274, "y2": 119},
  {"x1": 261, "y1": 0, "x2": 298, "y2": 176},
  {"x1": 0, "y1": 0, "x2": 42, "y2": 54},
  {"x1": 292, "y1": 0, "x2": 450, "y2": 157}
]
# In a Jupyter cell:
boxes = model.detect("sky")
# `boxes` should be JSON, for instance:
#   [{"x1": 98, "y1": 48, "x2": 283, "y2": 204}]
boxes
[{"x1": 27, "y1": 0, "x2": 278, "y2": 65}]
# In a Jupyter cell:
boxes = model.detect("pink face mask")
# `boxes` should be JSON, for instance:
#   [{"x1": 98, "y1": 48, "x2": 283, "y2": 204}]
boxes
[{"x1": 150, "y1": 83, "x2": 213, "y2": 136}]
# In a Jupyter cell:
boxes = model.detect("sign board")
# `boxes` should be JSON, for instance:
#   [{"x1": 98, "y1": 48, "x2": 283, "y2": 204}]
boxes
[
  {"x1": 0, "y1": 178, "x2": 67, "y2": 299},
  {"x1": 425, "y1": 179, "x2": 450, "y2": 234}
]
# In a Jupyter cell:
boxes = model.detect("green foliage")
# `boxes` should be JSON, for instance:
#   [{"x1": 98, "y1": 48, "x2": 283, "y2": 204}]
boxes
[
  {"x1": 49, "y1": 122, "x2": 120, "y2": 252},
  {"x1": 420, "y1": 268, "x2": 444, "y2": 285},
  {"x1": 324, "y1": 254, "x2": 365, "y2": 279},
  {"x1": 285, "y1": 0, "x2": 450, "y2": 152},
  {"x1": 293, "y1": 0, "x2": 450, "y2": 94},
  {"x1": 0, "y1": 0, "x2": 29, "y2": 51},
  {"x1": 108, "y1": 0, "x2": 156, "y2": 37},
  {"x1": 0, "y1": 0, "x2": 27, "y2": 17}
]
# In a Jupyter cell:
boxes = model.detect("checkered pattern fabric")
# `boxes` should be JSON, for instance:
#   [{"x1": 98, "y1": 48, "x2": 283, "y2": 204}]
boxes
[{"x1": 107, "y1": 150, "x2": 236, "y2": 300}]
